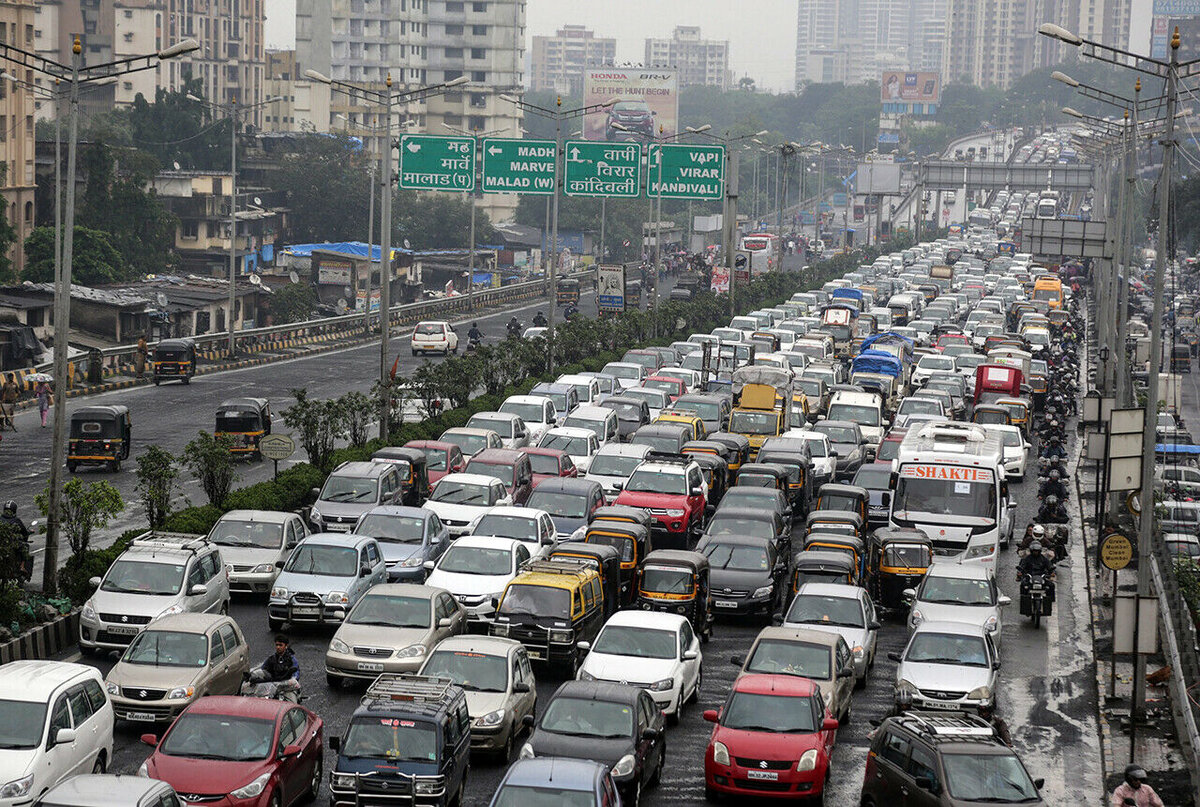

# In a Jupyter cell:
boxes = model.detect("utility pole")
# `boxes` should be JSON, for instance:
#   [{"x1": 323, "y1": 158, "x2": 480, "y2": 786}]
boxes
[
  {"x1": 366, "y1": 157, "x2": 377, "y2": 336},
  {"x1": 724, "y1": 149, "x2": 740, "y2": 316},
  {"x1": 228, "y1": 96, "x2": 239, "y2": 356}
]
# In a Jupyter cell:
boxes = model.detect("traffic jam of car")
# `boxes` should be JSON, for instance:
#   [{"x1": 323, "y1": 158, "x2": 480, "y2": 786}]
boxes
[{"x1": 3, "y1": 231, "x2": 1082, "y2": 807}]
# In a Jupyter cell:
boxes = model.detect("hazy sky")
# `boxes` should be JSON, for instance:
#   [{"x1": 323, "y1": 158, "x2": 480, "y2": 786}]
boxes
[{"x1": 264, "y1": 0, "x2": 800, "y2": 91}]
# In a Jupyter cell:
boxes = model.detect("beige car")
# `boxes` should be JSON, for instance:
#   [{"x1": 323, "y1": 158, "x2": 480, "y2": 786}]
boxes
[
  {"x1": 324, "y1": 583, "x2": 467, "y2": 685},
  {"x1": 103, "y1": 613, "x2": 250, "y2": 724},
  {"x1": 418, "y1": 635, "x2": 537, "y2": 760},
  {"x1": 732, "y1": 626, "x2": 856, "y2": 723}
]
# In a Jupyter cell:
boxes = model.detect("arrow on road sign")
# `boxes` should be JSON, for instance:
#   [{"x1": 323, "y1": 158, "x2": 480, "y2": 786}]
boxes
[
  {"x1": 406, "y1": 142, "x2": 421, "y2": 152},
  {"x1": 569, "y1": 147, "x2": 583, "y2": 161},
  {"x1": 487, "y1": 145, "x2": 502, "y2": 156}
]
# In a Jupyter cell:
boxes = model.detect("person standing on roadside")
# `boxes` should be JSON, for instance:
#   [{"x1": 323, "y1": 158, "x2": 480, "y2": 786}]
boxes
[
  {"x1": 135, "y1": 335, "x2": 149, "y2": 378},
  {"x1": 0, "y1": 375, "x2": 17, "y2": 431},
  {"x1": 34, "y1": 380, "x2": 52, "y2": 428}
]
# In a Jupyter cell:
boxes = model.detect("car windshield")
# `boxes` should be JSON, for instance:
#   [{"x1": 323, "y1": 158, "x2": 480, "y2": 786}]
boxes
[
  {"x1": 853, "y1": 467, "x2": 892, "y2": 489},
  {"x1": 320, "y1": 474, "x2": 379, "y2": 503},
  {"x1": 795, "y1": 379, "x2": 821, "y2": 397},
  {"x1": 906, "y1": 632, "x2": 990, "y2": 666},
  {"x1": 466, "y1": 460, "x2": 516, "y2": 487},
  {"x1": 625, "y1": 388, "x2": 668, "y2": 408},
  {"x1": 745, "y1": 639, "x2": 832, "y2": 679},
  {"x1": 540, "y1": 696, "x2": 633, "y2": 739},
  {"x1": 919, "y1": 356, "x2": 954, "y2": 370},
  {"x1": 827, "y1": 404, "x2": 880, "y2": 426},
  {"x1": 901, "y1": 398, "x2": 942, "y2": 415},
  {"x1": 431, "y1": 480, "x2": 492, "y2": 505},
  {"x1": 525, "y1": 453, "x2": 563, "y2": 476},
  {"x1": 438, "y1": 545, "x2": 513, "y2": 576},
  {"x1": 285, "y1": 545, "x2": 358, "y2": 577},
  {"x1": 626, "y1": 467, "x2": 687, "y2": 495},
  {"x1": 500, "y1": 401, "x2": 547, "y2": 424},
  {"x1": 122, "y1": 630, "x2": 208, "y2": 667},
  {"x1": 422, "y1": 650, "x2": 509, "y2": 693},
  {"x1": 593, "y1": 625, "x2": 676, "y2": 659},
  {"x1": 603, "y1": 400, "x2": 647, "y2": 420},
  {"x1": 444, "y1": 433, "x2": 490, "y2": 456},
  {"x1": 101, "y1": 559, "x2": 185, "y2": 595},
  {"x1": 527, "y1": 490, "x2": 588, "y2": 519},
  {"x1": 159, "y1": 713, "x2": 275, "y2": 761},
  {"x1": 589, "y1": 452, "x2": 644, "y2": 478},
  {"x1": 884, "y1": 544, "x2": 932, "y2": 568},
  {"x1": 786, "y1": 595, "x2": 864, "y2": 628},
  {"x1": 641, "y1": 565, "x2": 693, "y2": 594},
  {"x1": 587, "y1": 532, "x2": 635, "y2": 562},
  {"x1": 0, "y1": 700, "x2": 47, "y2": 749},
  {"x1": 469, "y1": 416, "x2": 514, "y2": 438},
  {"x1": 354, "y1": 514, "x2": 426, "y2": 544},
  {"x1": 921, "y1": 576, "x2": 994, "y2": 606},
  {"x1": 729, "y1": 410, "x2": 779, "y2": 434},
  {"x1": 678, "y1": 400, "x2": 721, "y2": 420},
  {"x1": 472, "y1": 513, "x2": 539, "y2": 543},
  {"x1": 348, "y1": 594, "x2": 431, "y2": 628},
  {"x1": 703, "y1": 542, "x2": 769, "y2": 572},
  {"x1": 632, "y1": 435, "x2": 683, "y2": 454},
  {"x1": 707, "y1": 515, "x2": 774, "y2": 541},
  {"x1": 540, "y1": 433, "x2": 591, "y2": 455},
  {"x1": 816, "y1": 426, "x2": 858, "y2": 444},
  {"x1": 499, "y1": 584, "x2": 570, "y2": 618},
  {"x1": 722, "y1": 691, "x2": 818, "y2": 733},
  {"x1": 343, "y1": 717, "x2": 437, "y2": 761},
  {"x1": 491, "y1": 785, "x2": 601, "y2": 807},
  {"x1": 942, "y1": 753, "x2": 1039, "y2": 802},
  {"x1": 563, "y1": 415, "x2": 607, "y2": 440},
  {"x1": 604, "y1": 363, "x2": 641, "y2": 380},
  {"x1": 418, "y1": 447, "x2": 449, "y2": 471},
  {"x1": 644, "y1": 379, "x2": 678, "y2": 395},
  {"x1": 803, "y1": 438, "x2": 829, "y2": 458},
  {"x1": 210, "y1": 519, "x2": 284, "y2": 549}
]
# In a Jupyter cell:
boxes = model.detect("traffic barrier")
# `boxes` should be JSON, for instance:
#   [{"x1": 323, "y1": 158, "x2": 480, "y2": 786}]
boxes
[{"x1": 0, "y1": 610, "x2": 80, "y2": 665}]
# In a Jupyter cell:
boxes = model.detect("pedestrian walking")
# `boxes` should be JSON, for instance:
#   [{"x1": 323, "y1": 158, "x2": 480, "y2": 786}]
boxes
[
  {"x1": 0, "y1": 375, "x2": 17, "y2": 431},
  {"x1": 35, "y1": 380, "x2": 52, "y2": 428},
  {"x1": 135, "y1": 335, "x2": 149, "y2": 378}
]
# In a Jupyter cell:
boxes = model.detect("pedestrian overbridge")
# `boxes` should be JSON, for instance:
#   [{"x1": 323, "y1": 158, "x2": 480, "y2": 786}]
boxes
[{"x1": 922, "y1": 161, "x2": 1094, "y2": 193}]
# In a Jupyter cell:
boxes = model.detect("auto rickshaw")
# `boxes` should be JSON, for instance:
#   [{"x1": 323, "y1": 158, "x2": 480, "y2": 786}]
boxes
[
  {"x1": 583, "y1": 521, "x2": 652, "y2": 605},
  {"x1": 151, "y1": 338, "x2": 196, "y2": 385},
  {"x1": 1046, "y1": 309, "x2": 1070, "y2": 333},
  {"x1": 549, "y1": 541, "x2": 623, "y2": 619},
  {"x1": 802, "y1": 533, "x2": 866, "y2": 581},
  {"x1": 706, "y1": 432, "x2": 751, "y2": 477},
  {"x1": 867, "y1": 527, "x2": 934, "y2": 613},
  {"x1": 757, "y1": 441, "x2": 813, "y2": 516},
  {"x1": 591, "y1": 504, "x2": 655, "y2": 534},
  {"x1": 1172, "y1": 344, "x2": 1193, "y2": 373},
  {"x1": 972, "y1": 404, "x2": 1013, "y2": 428},
  {"x1": 636, "y1": 549, "x2": 713, "y2": 642},
  {"x1": 215, "y1": 398, "x2": 272, "y2": 459},
  {"x1": 626, "y1": 279, "x2": 643, "y2": 309},
  {"x1": 993, "y1": 397, "x2": 1032, "y2": 438},
  {"x1": 790, "y1": 550, "x2": 857, "y2": 598},
  {"x1": 749, "y1": 331, "x2": 781, "y2": 353},
  {"x1": 815, "y1": 480, "x2": 868, "y2": 517},
  {"x1": 557, "y1": 277, "x2": 581, "y2": 306},
  {"x1": 687, "y1": 452, "x2": 728, "y2": 511},
  {"x1": 733, "y1": 462, "x2": 790, "y2": 493},
  {"x1": 683, "y1": 439, "x2": 739, "y2": 471},
  {"x1": 804, "y1": 510, "x2": 866, "y2": 543},
  {"x1": 67, "y1": 405, "x2": 132, "y2": 473},
  {"x1": 371, "y1": 446, "x2": 430, "y2": 506}
]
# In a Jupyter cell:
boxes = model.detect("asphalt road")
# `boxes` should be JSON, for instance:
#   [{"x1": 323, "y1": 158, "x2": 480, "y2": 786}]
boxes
[{"x1": 82, "y1": 417, "x2": 1099, "y2": 806}]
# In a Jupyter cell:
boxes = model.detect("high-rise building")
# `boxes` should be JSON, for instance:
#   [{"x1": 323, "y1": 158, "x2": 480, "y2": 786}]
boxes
[
  {"x1": 795, "y1": 0, "x2": 916, "y2": 87},
  {"x1": 644, "y1": 25, "x2": 731, "y2": 90},
  {"x1": 0, "y1": 0, "x2": 35, "y2": 278},
  {"x1": 944, "y1": 0, "x2": 1040, "y2": 89},
  {"x1": 530, "y1": 24, "x2": 616, "y2": 95},
  {"x1": 33, "y1": 1, "x2": 266, "y2": 125},
  {"x1": 263, "y1": 50, "x2": 331, "y2": 135}
]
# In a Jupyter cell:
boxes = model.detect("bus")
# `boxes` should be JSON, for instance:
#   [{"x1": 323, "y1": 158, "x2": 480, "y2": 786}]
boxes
[
  {"x1": 889, "y1": 422, "x2": 1010, "y2": 570},
  {"x1": 1032, "y1": 275, "x2": 1063, "y2": 309},
  {"x1": 739, "y1": 233, "x2": 779, "y2": 274}
]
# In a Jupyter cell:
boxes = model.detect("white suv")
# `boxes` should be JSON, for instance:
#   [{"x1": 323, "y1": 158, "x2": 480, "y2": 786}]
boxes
[
  {"x1": 411, "y1": 320, "x2": 459, "y2": 356},
  {"x1": 0, "y1": 661, "x2": 115, "y2": 804}
]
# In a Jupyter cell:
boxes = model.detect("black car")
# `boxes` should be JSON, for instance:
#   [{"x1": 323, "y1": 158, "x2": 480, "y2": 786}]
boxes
[
  {"x1": 527, "y1": 477, "x2": 606, "y2": 539},
  {"x1": 598, "y1": 395, "x2": 652, "y2": 441},
  {"x1": 697, "y1": 533, "x2": 786, "y2": 618},
  {"x1": 606, "y1": 100, "x2": 655, "y2": 140},
  {"x1": 813, "y1": 420, "x2": 867, "y2": 480},
  {"x1": 522, "y1": 680, "x2": 666, "y2": 804}
]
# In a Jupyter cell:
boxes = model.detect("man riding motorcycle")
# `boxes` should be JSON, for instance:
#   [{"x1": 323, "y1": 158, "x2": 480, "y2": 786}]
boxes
[
  {"x1": 507, "y1": 316, "x2": 522, "y2": 337},
  {"x1": 0, "y1": 501, "x2": 32, "y2": 582},
  {"x1": 1038, "y1": 494, "x2": 1069, "y2": 524},
  {"x1": 251, "y1": 634, "x2": 300, "y2": 683},
  {"x1": 533, "y1": 310, "x2": 548, "y2": 328},
  {"x1": 1017, "y1": 540, "x2": 1056, "y2": 604},
  {"x1": 467, "y1": 322, "x2": 483, "y2": 344},
  {"x1": 1039, "y1": 469, "x2": 1070, "y2": 502}
]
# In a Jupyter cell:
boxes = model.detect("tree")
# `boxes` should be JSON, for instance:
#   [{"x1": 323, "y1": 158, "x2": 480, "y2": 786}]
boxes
[
  {"x1": 398, "y1": 193, "x2": 499, "y2": 250},
  {"x1": 127, "y1": 82, "x2": 231, "y2": 171},
  {"x1": 281, "y1": 388, "x2": 343, "y2": 471},
  {"x1": 183, "y1": 432, "x2": 239, "y2": 506},
  {"x1": 35, "y1": 478, "x2": 124, "y2": 555},
  {"x1": 738, "y1": 77, "x2": 757, "y2": 92},
  {"x1": 338, "y1": 391, "x2": 376, "y2": 448},
  {"x1": 273, "y1": 134, "x2": 374, "y2": 243},
  {"x1": 905, "y1": 124, "x2": 957, "y2": 158},
  {"x1": 23, "y1": 226, "x2": 125, "y2": 285},
  {"x1": 135, "y1": 445, "x2": 180, "y2": 529},
  {"x1": 270, "y1": 282, "x2": 319, "y2": 324}
]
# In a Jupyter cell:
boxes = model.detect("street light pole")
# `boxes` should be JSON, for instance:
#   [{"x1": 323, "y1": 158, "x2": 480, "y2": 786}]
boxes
[
  {"x1": 228, "y1": 95, "x2": 238, "y2": 357},
  {"x1": 366, "y1": 157, "x2": 377, "y2": 336}
]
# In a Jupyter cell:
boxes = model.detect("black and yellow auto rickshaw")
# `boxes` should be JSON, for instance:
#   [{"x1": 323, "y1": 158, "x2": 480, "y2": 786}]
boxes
[
  {"x1": 802, "y1": 533, "x2": 866, "y2": 581},
  {"x1": 557, "y1": 277, "x2": 581, "y2": 306},
  {"x1": 636, "y1": 549, "x2": 713, "y2": 642},
  {"x1": 549, "y1": 541, "x2": 623, "y2": 619},
  {"x1": 790, "y1": 550, "x2": 857, "y2": 598},
  {"x1": 1172, "y1": 344, "x2": 1193, "y2": 373},
  {"x1": 733, "y1": 462, "x2": 790, "y2": 494},
  {"x1": 682, "y1": 439, "x2": 738, "y2": 470},
  {"x1": 152, "y1": 338, "x2": 196, "y2": 385},
  {"x1": 867, "y1": 526, "x2": 934, "y2": 613},
  {"x1": 215, "y1": 398, "x2": 272, "y2": 459},
  {"x1": 748, "y1": 331, "x2": 781, "y2": 353},
  {"x1": 687, "y1": 452, "x2": 728, "y2": 511},
  {"x1": 706, "y1": 432, "x2": 751, "y2": 477},
  {"x1": 815, "y1": 483, "x2": 869, "y2": 524},
  {"x1": 972, "y1": 404, "x2": 1013, "y2": 428},
  {"x1": 67, "y1": 405, "x2": 131, "y2": 473},
  {"x1": 371, "y1": 446, "x2": 430, "y2": 506},
  {"x1": 804, "y1": 510, "x2": 866, "y2": 543},
  {"x1": 583, "y1": 521, "x2": 652, "y2": 605},
  {"x1": 591, "y1": 504, "x2": 655, "y2": 534}
]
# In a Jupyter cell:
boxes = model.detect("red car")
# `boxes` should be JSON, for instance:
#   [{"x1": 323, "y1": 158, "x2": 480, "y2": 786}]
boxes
[
  {"x1": 405, "y1": 439, "x2": 466, "y2": 489},
  {"x1": 521, "y1": 446, "x2": 578, "y2": 485},
  {"x1": 139, "y1": 696, "x2": 324, "y2": 807},
  {"x1": 703, "y1": 674, "x2": 838, "y2": 801},
  {"x1": 642, "y1": 375, "x2": 686, "y2": 403}
]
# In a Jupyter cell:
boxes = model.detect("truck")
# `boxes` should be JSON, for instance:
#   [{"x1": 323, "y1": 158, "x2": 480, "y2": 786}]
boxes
[
  {"x1": 827, "y1": 389, "x2": 887, "y2": 449},
  {"x1": 818, "y1": 303, "x2": 860, "y2": 358},
  {"x1": 730, "y1": 366, "x2": 792, "y2": 459}
]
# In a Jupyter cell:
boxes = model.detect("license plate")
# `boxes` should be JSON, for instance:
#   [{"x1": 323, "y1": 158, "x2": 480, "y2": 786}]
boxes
[
  {"x1": 527, "y1": 649, "x2": 545, "y2": 659},
  {"x1": 746, "y1": 770, "x2": 779, "y2": 780},
  {"x1": 921, "y1": 700, "x2": 958, "y2": 710},
  {"x1": 714, "y1": 600, "x2": 738, "y2": 609},
  {"x1": 107, "y1": 625, "x2": 140, "y2": 636},
  {"x1": 125, "y1": 712, "x2": 158, "y2": 722},
  {"x1": 292, "y1": 607, "x2": 318, "y2": 616},
  {"x1": 356, "y1": 662, "x2": 384, "y2": 672}
]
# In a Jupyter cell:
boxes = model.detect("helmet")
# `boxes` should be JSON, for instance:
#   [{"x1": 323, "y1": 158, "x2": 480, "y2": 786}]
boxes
[
  {"x1": 1030, "y1": 541, "x2": 1043, "y2": 552},
  {"x1": 1032, "y1": 525, "x2": 1045, "y2": 537},
  {"x1": 1046, "y1": 495, "x2": 1059, "y2": 505},
  {"x1": 1124, "y1": 764, "x2": 1147, "y2": 782},
  {"x1": 472, "y1": 322, "x2": 479, "y2": 328},
  {"x1": 2, "y1": 501, "x2": 14, "y2": 516},
  {"x1": 1050, "y1": 470, "x2": 1060, "y2": 480}
]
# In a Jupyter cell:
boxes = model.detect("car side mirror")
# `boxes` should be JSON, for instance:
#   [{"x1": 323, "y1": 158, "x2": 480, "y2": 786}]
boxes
[
  {"x1": 438, "y1": 618, "x2": 453, "y2": 628},
  {"x1": 837, "y1": 667, "x2": 853, "y2": 679},
  {"x1": 491, "y1": 597, "x2": 500, "y2": 609},
  {"x1": 328, "y1": 736, "x2": 341, "y2": 751},
  {"x1": 888, "y1": 651, "x2": 903, "y2": 663},
  {"x1": 89, "y1": 576, "x2": 102, "y2": 588},
  {"x1": 188, "y1": 583, "x2": 208, "y2": 597},
  {"x1": 281, "y1": 743, "x2": 302, "y2": 759},
  {"x1": 822, "y1": 717, "x2": 839, "y2": 732},
  {"x1": 360, "y1": 565, "x2": 372, "y2": 578},
  {"x1": 1035, "y1": 779, "x2": 1046, "y2": 791},
  {"x1": 514, "y1": 681, "x2": 532, "y2": 693},
  {"x1": 140, "y1": 733, "x2": 158, "y2": 747},
  {"x1": 522, "y1": 714, "x2": 536, "y2": 728},
  {"x1": 683, "y1": 649, "x2": 699, "y2": 661},
  {"x1": 993, "y1": 660, "x2": 1001, "y2": 671},
  {"x1": 998, "y1": 594, "x2": 1012, "y2": 607},
  {"x1": 641, "y1": 727, "x2": 661, "y2": 741},
  {"x1": 576, "y1": 641, "x2": 591, "y2": 652},
  {"x1": 869, "y1": 620, "x2": 882, "y2": 630},
  {"x1": 730, "y1": 655, "x2": 745, "y2": 666},
  {"x1": 914, "y1": 776, "x2": 936, "y2": 793},
  {"x1": 423, "y1": 560, "x2": 436, "y2": 571},
  {"x1": 901, "y1": 588, "x2": 916, "y2": 604},
  {"x1": 311, "y1": 487, "x2": 321, "y2": 497},
  {"x1": 274, "y1": 560, "x2": 285, "y2": 569},
  {"x1": 703, "y1": 709, "x2": 719, "y2": 723},
  {"x1": 612, "y1": 482, "x2": 624, "y2": 492},
  {"x1": 52, "y1": 728, "x2": 76, "y2": 746}
]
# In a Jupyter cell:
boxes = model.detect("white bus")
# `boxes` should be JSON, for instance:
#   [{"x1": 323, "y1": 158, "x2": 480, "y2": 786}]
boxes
[
  {"x1": 889, "y1": 422, "x2": 1011, "y2": 571},
  {"x1": 739, "y1": 233, "x2": 779, "y2": 274}
]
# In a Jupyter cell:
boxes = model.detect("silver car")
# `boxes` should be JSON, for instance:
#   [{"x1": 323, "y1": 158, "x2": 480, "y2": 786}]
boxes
[
  {"x1": 268, "y1": 533, "x2": 388, "y2": 630},
  {"x1": 889, "y1": 620, "x2": 1001, "y2": 715},
  {"x1": 309, "y1": 461, "x2": 405, "y2": 533},
  {"x1": 208, "y1": 509, "x2": 308, "y2": 595},
  {"x1": 33, "y1": 774, "x2": 179, "y2": 807},
  {"x1": 782, "y1": 582, "x2": 880, "y2": 685},
  {"x1": 905, "y1": 562, "x2": 1010, "y2": 650}
]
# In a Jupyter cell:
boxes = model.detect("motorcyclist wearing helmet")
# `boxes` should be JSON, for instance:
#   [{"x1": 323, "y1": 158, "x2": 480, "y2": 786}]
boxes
[
  {"x1": 1042, "y1": 438, "x2": 1067, "y2": 460},
  {"x1": 1110, "y1": 763, "x2": 1165, "y2": 807},
  {"x1": 1038, "y1": 494, "x2": 1068, "y2": 523},
  {"x1": 1017, "y1": 541, "x2": 1057, "y2": 603},
  {"x1": 533, "y1": 310, "x2": 548, "y2": 328},
  {"x1": 0, "y1": 501, "x2": 30, "y2": 541},
  {"x1": 507, "y1": 316, "x2": 521, "y2": 336},
  {"x1": 1040, "y1": 469, "x2": 1069, "y2": 502}
]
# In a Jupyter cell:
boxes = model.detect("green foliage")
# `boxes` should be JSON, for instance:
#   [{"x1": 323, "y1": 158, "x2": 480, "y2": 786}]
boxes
[
  {"x1": 23, "y1": 226, "x2": 124, "y2": 285},
  {"x1": 135, "y1": 445, "x2": 179, "y2": 529},
  {"x1": 127, "y1": 82, "x2": 232, "y2": 171},
  {"x1": 182, "y1": 432, "x2": 239, "y2": 506},
  {"x1": 271, "y1": 134, "x2": 376, "y2": 243},
  {"x1": 281, "y1": 388, "x2": 344, "y2": 471},
  {"x1": 270, "y1": 282, "x2": 319, "y2": 325},
  {"x1": 35, "y1": 478, "x2": 125, "y2": 556},
  {"x1": 1177, "y1": 557, "x2": 1200, "y2": 618},
  {"x1": 57, "y1": 528, "x2": 143, "y2": 606},
  {"x1": 398, "y1": 192, "x2": 499, "y2": 250},
  {"x1": 338, "y1": 391, "x2": 376, "y2": 448},
  {"x1": 161, "y1": 504, "x2": 225, "y2": 535},
  {"x1": 905, "y1": 124, "x2": 958, "y2": 159}
]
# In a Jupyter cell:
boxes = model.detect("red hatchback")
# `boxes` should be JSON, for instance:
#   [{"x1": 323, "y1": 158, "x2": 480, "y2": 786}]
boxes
[
  {"x1": 139, "y1": 695, "x2": 324, "y2": 807},
  {"x1": 405, "y1": 439, "x2": 466, "y2": 489},
  {"x1": 522, "y1": 446, "x2": 578, "y2": 485},
  {"x1": 643, "y1": 375, "x2": 686, "y2": 403},
  {"x1": 703, "y1": 674, "x2": 838, "y2": 802}
]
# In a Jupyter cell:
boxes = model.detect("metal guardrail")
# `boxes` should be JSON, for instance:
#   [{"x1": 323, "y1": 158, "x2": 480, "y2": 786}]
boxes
[{"x1": 1150, "y1": 542, "x2": 1200, "y2": 804}]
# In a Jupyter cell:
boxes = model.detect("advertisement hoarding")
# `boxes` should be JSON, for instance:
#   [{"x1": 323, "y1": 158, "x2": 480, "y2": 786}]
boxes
[
  {"x1": 710, "y1": 265, "x2": 730, "y2": 294},
  {"x1": 880, "y1": 71, "x2": 942, "y2": 104},
  {"x1": 582, "y1": 69, "x2": 679, "y2": 143},
  {"x1": 1153, "y1": 0, "x2": 1200, "y2": 13},
  {"x1": 317, "y1": 260, "x2": 352, "y2": 286},
  {"x1": 856, "y1": 162, "x2": 902, "y2": 195},
  {"x1": 597, "y1": 264, "x2": 626, "y2": 312}
]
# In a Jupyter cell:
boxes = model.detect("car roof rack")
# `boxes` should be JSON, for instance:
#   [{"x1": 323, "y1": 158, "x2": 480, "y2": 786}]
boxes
[
  {"x1": 129, "y1": 533, "x2": 210, "y2": 554},
  {"x1": 897, "y1": 711, "x2": 997, "y2": 740},
  {"x1": 363, "y1": 674, "x2": 455, "y2": 706},
  {"x1": 519, "y1": 558, "x2": 594, "y2": 576},
  {"x1": 639, "y1": 454, "x2": 693, "y2": 466}
]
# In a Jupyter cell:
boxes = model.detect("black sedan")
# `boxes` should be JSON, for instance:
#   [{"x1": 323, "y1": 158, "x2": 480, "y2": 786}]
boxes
[{"x1": 697, "y1": 533, "x2": 787, "y2": 619}]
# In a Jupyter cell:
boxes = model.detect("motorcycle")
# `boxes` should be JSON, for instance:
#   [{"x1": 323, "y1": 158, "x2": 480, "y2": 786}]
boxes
[
  {"x1": 1020, "y1": 572, "x2": 1054, "y2": 628},
  {"x1": 241, "y1": 670, "x2": 302, "y2": 703},
  {"x1": 465, "y1": 335, "x2": 482, "y2": 354},
  {"x1": 506, "y1": 320, "x2": 522, "y2": 339}
]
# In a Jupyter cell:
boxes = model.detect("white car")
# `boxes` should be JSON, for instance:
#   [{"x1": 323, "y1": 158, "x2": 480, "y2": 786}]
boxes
[
  {"x1": 556, "y1": 374, "x2": 602, "y2": 407},
  {"x1": 601, "y1": 361, "x2": 647, "y2": 390},
  {"x1": 984, "y1": 423, "x2": 1030, "y2": 481},
  {"x1": 782, "y1": 582, "x2": 880, "y2": 685},
  {"x1": 423, "y1": 472, "x2": 513, "y2": 536},
  {"x1": 577, "y1": 611, "x2": 702, "y2": 723},
  {"x1": 891, "y1": 620, "x2": 1000, "y2": 715},
  {"x1": 466, "y1": 412, "x2": 530, "y2": 450},
  {"x1": 424, "y1": 536, "x2": 533, "y2": 626},
  {"x1": 468, "y1": 506, "x2": 559, "y2": 559},
  {"x1": 537, "y1": 426, "x2": 600, "y2": 474},
  {"x1": 0, "y1": 661, "x2": 114, "y2": 805},
  {"x1": 586, "y1": 443, "x2": 652, "y2": 501},
  {"x1": 653, "y1": 367, "x2": 701, "y2": 393},
  {"x1": 912, "y1": 353, "x2": 957, "y2": 386},
  {"x1": 906, "y1": 562, "x2": 1010, "y2": 649},
  {"x1": 522, "y1": 326, "x2": 548, "y2": 340},
  {"x1": 411, "y1": 320, "x2": 459, "y2": 356},
  {"x1": 499, "y1": 395, "x2": 558, "y2": 444},
  {"x1": 561, "y1": 406, "x2": 620, "y2": 447},
  {"x1": 784, "y1": 429, "x2": 836, "y2": 488}
]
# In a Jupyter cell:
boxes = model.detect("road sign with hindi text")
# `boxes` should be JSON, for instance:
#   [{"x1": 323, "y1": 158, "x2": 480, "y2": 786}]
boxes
[
  {"x1": 562, "y1": 140, "x2": 641, "y2": 198},
  {"x1": 648, "y1": 143, "x2": 725, "y2": 200},
  {"x1": 398, "y1": 135, "x2": 475, "y2": 191}
]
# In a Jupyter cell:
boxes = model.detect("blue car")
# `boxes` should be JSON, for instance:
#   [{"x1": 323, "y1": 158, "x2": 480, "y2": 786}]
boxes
[
  {"x1": 489, "y1": 758, "x2": 619, "y2": 807},
  {"x1": 351, "y1": 505, "x2": 450, "y2": 582}
]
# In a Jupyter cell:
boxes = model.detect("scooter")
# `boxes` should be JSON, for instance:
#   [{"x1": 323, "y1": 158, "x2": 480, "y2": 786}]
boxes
[{"x1": 241, "y1": 670, "x2": 302, "y2": 703}]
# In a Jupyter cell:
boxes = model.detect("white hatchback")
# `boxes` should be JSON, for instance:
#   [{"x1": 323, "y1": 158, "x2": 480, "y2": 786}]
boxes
[{"x1": 411, "y1": 320, "x2": 459, "y2": 356}]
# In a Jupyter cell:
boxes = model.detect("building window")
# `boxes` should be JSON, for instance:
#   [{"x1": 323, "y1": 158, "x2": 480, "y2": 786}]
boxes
[
  {"x1": 24, "y1": 201, "x2": 32, "y2": 223},
  {"x1": 471, "y1": 70, "x2": 485, "y2": 82},
  {"x1": 446, "y1": 1, "x2": 464, "y2": 11},
  {"x1": 468, "y1": 115, "x2": 485, "y2": 130},
  {"x1": 471, "y1": 1, "x2": 487, "y2": 10},
  {"x1": 470, "y1": 47, "x2": 485, "y2": 60},
  {"x1": 182, "y1": 220, "x2": 199, "y2": 239},
  {"x1": 445, "y1": 24, "x2": 462, "y2": 35},
  {"x1": 471, "y1": 24, "x2": 487, "y2": 35},
  {"x1": 444, "y1": 47, "x2": 462, "y2": 59},
  {"x1": 469, "y1": 92, "x2": 486, "y2": 107},
  {"x1": 444, "y1": 114, "x2": 463, "y2": 127}
]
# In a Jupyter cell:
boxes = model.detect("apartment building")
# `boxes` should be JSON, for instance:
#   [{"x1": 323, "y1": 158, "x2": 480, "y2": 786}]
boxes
[
  {"x1": 0, "y1": 0, "x2": 36, "y2": 278},
  {"x1": 531, "y1": 24, "x2": 616, "y2": 95},
  {"x1": 644, "y1": 26, "x2": 731, "y2": 90}
]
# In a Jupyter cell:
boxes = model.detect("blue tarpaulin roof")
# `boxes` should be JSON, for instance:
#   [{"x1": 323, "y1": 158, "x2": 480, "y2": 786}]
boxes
[
  {"x1": 831, "y1": 288, "x2": 864, "y2": 300},
  {"x1": 280, "y1": 242, "x2": 411, "y2": 260},
  {"x1": 860, "y1": 332, "x2": 915, "y2": 355},
  {"x1": 852, "y1": 351, "x2": 903, "y2": 378},
  {"x1": 1156, "y1": 444, "x2": 1200, "y2": 454}
]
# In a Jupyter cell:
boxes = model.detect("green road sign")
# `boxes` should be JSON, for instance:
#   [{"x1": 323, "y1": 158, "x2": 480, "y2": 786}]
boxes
[
  {"x1": 649, "y1": 143, "x2": 725, "y2": 201},
  {"x1": 481, "y1": 138, "x2": 556, "y2": 195},
  {"x1": 562, "y1": 140, "x2": 641, "y2": 198},
  {"x1": 398, "y1": 134, "x2": 475, "y2": 191}
]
